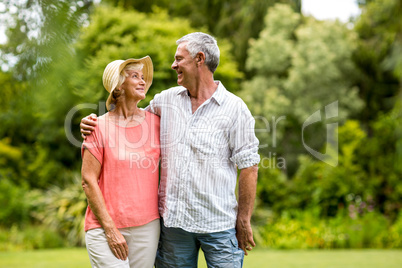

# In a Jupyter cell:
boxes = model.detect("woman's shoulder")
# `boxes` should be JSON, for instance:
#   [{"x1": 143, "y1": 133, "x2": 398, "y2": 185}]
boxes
[
  {"x1": 91, "y1": 113, "x2": 108, "y2": 133},
  {"x1": 145, "y1": 110, "x2": 160, "y2": 120},
  {"x1": 145, "y1": 111, "x2": 160, "y2": 127},
  {"x1": 98, "y1": 113, "x2": 108, "y2": 120},
  {"x1": 97, "y1": 114, "x2": 110, "y2": 124}
]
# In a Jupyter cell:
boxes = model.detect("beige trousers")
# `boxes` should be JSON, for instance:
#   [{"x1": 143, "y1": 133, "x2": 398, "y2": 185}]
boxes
[{"x1": 85, "y1": 219, "x2": 160, "y2": 268}]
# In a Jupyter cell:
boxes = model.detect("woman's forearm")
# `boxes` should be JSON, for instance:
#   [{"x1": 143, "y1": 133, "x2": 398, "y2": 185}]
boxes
[
  {"x1": 81, "y1": 149, "x2": 115, "y2": 231},
  {"x1": 81, "y1": 149, "x2": 129, "y2": 260},
  {"x1": 82, "y1": 177, "x2": 128, "y2": 260},
  {"x1": 82, "y1": 179, "x2": 116, "y2": 231}
]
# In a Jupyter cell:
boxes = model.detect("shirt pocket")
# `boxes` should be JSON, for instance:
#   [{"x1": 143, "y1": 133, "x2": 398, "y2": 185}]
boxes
[{"x1": 190, "y1": 128, "x2": 228, "y2": 156}]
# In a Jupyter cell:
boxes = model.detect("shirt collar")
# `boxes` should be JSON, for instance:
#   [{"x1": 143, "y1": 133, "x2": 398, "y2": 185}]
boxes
[
  {"x1": 211, "y1": 81, "x2": 225, "y2": 106},
  {"x1": 177, "y1": 81, "x2": 226, "y2": 106}
]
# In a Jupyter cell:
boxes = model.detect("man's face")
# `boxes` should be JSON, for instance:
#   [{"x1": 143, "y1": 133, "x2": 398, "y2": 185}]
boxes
[{"x1": 171, "y1": 43, "x2": 197, "y2": 88}]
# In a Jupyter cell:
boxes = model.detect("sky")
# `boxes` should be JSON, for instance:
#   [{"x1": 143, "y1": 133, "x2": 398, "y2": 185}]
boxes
[{"x1": 302, "y1": 0, "x2": 361, "y2": 22}]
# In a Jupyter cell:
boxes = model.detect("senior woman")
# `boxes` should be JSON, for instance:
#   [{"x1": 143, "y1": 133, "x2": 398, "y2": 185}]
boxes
[{"x1": 81, "y1": 56, "x2": 160, "y2": 268}]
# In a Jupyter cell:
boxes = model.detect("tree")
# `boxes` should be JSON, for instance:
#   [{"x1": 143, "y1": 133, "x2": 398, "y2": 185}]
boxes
[
  {"x1": 353, "y1": 0, "x2": 402, "y2": 129},
  {"x1": 0, "y1": 0, "x2": 95, "y2": 188},
  {"x1": 73, "y1": 5, "x2": 243, "y2": 111},
  {"x1": 240, "y1": 4, "x2": 364, "y2": 175},
  {"x1": 101, "y1": 0, "x2": 302, "y2": 72},
  {"x1": 0, "y1": 0, "x2": 94, "y2": 77}
]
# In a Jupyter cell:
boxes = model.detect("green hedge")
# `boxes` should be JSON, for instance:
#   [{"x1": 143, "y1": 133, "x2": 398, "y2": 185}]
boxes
[
  {"x1": 253, "y1": 209, "x2": 402, "y2": 249},
  {"x1": 0, "y1": 225, "x2": 66, "y2": 251}
]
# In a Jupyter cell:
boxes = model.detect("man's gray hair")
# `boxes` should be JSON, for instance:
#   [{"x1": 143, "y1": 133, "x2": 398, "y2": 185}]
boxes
[{"x1": 176, "y1": 32, "x2": 220, "y2": 73}]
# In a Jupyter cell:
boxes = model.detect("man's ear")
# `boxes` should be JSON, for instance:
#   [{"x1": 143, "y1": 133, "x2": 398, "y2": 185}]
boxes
[{"x1": 196, "y1": 52, "x2": 206, "y2": 65}]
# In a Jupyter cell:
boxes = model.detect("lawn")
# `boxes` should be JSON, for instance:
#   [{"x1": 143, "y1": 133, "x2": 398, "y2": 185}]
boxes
[{"x1": 0, "y1": 248, "x2": 401, "y2": 267}]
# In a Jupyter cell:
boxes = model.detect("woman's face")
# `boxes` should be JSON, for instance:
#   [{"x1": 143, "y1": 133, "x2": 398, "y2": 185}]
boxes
[{"x1": 119, "y1": 69, "x2": 146, "y2": 100}]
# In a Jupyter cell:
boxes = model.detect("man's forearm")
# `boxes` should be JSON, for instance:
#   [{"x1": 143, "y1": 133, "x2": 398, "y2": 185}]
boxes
[
  {"x1": 237, "y1": 165, "x2": 258, "y2": 221},
  {"x1": 236, "y1": 164, "x2": 258, "y2": 254}
]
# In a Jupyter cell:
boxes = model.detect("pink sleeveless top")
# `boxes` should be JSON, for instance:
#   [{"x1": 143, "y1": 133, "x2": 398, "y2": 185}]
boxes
[{"x1": 82, "y1": 111, "x2": 160, "y2": 231}]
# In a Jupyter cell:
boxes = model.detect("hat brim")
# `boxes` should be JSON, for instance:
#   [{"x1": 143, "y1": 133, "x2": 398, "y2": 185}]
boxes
[{"x1": 106, "y1": 56, "x2": 153, "y2": 111}]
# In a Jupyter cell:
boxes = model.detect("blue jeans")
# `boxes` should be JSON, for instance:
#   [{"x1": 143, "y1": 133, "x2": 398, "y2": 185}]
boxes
[{"x1": 155, "y1": 219, "x2": 244, "y2": 268}]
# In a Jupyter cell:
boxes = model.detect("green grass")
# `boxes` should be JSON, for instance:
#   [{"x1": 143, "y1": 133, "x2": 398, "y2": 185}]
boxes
[
  {"x1": 241, "y1": 249, "x2": 402, "y2": 268},
  {"x1": 0, "y1": 248, "x2": 401, "y2": 267},
  {"x1": 0, "y1": 248, "x2": 90, "y2": 268}
]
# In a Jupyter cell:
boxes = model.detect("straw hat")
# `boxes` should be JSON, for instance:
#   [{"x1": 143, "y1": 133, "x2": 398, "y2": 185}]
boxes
[{"x1": 102, "y1": 56, "x2": 153, "y2": 110}]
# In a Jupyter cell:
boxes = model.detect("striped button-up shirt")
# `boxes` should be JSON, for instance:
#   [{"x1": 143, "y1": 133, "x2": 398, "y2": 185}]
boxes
[{"x1": 147, "y1": 82, "x2": 260, "y2": 233}]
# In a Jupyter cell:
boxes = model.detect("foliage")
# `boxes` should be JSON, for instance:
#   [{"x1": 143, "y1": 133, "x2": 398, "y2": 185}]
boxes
[
  {"x1": 0, "y1": 0, "x2": 95, "y2": 188},
  {"x1": 0, "y1": 0, "x2": 93, "y2": 76},
  {"x1": 289, "y1": 121, "x2": 367, "y2": 217},
  {"x1": 253, "y1": 209, "x2": 398, "y2": 249},
  {"x1": 0, "y1": 0, "x2": 401, "y2": 252},
  {"x1": 0, "y1": 127, "x2": 73, "y2": 189},
  {"x1": 255, "y1": 108, "x2": 402, "y2": 221},
  {"x1": 74, "y1": 5, "x2": 243, "y2": 114},
  {"x1": 0, "y1": 174, "x2": 86, "y2": 249},
  {"x1": 389, "y1": 212, "x2": 402, "y2": 248},
  {"x1": 0, "y1": 71, "x2": 37, "y2": 148},
  {"x1": 0, "y1": 2, "x2": 243, "y2": 247},
  {"x1": 353, "y1": 0, "x2": 402, "y2": 126},
  {"x1": 0, "y1": 72, "x2": 62, "y2": 190},
  {"x1": 102, "y1": 0, "x2": 302, "y2": 71},
  {"x1": 255, "y1": 160, "x2": 289, "y2": 215},
  {"x1": 0, "y1": 177, "x2": 30, "y2": 226},
  {"x1": 0, "y1": 225, "x2": 66, "y2": 251},
  {"x1": 354, "y1": 102, "x2": 402, "y2": 219},
  {"x1": 30, "y1": 174, "x2": 87, "y2": 247},
  {"x1": 239, "y1": 4, "x2": 364, "y2": 175}
]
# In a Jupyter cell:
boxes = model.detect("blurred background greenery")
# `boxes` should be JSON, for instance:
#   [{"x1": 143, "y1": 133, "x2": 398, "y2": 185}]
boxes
[{"x1": 0, "y1": 0, "x2": 401, "y2": 252}]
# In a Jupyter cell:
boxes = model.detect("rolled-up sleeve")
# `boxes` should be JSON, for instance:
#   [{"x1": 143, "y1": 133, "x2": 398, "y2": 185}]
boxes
[{"x1": 229, "y1": 102, "x2": 260, "y2": 169}]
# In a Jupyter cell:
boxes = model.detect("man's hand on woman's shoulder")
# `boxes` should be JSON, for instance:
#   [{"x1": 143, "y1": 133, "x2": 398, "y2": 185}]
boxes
[{"x1": 80, "y1": 113, "x2": 98, "y2": 139}]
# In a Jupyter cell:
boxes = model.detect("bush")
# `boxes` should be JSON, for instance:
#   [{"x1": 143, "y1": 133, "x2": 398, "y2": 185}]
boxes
[
  {"x1": 389, "y1": 212, "x2": 402, "y2": 248},
  {"x1": 0, "y1": 174, "x2": 86, "y2": 251},
  {"x1": 355, "y1": 107, "x2": 402, "y2": 220},
  {"x1": 30, "y1": 174, "x2": 87, "y2": 247},
  {"x1": 255, "y1": 161, "x2": 289, "y2": 215},
  {"x1": 0, "y1": 177, "x2": 31, "y2": 226},
  {"x1": 253, "y1": 209, "x2": 395, "y2": 249},
  {"x1": 0, "y1": 225, "x2": 66, "y2": 251}
]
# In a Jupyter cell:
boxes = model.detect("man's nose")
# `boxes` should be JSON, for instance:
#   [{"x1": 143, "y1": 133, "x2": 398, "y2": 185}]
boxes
[{"x1": 171, "y1": 61, "x2": 177, "y2": 70}]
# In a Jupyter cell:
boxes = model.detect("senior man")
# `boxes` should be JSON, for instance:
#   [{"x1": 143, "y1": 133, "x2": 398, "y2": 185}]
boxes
[{"x1": 81, "y1": 32, "x2": 259, "y2": 267}]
